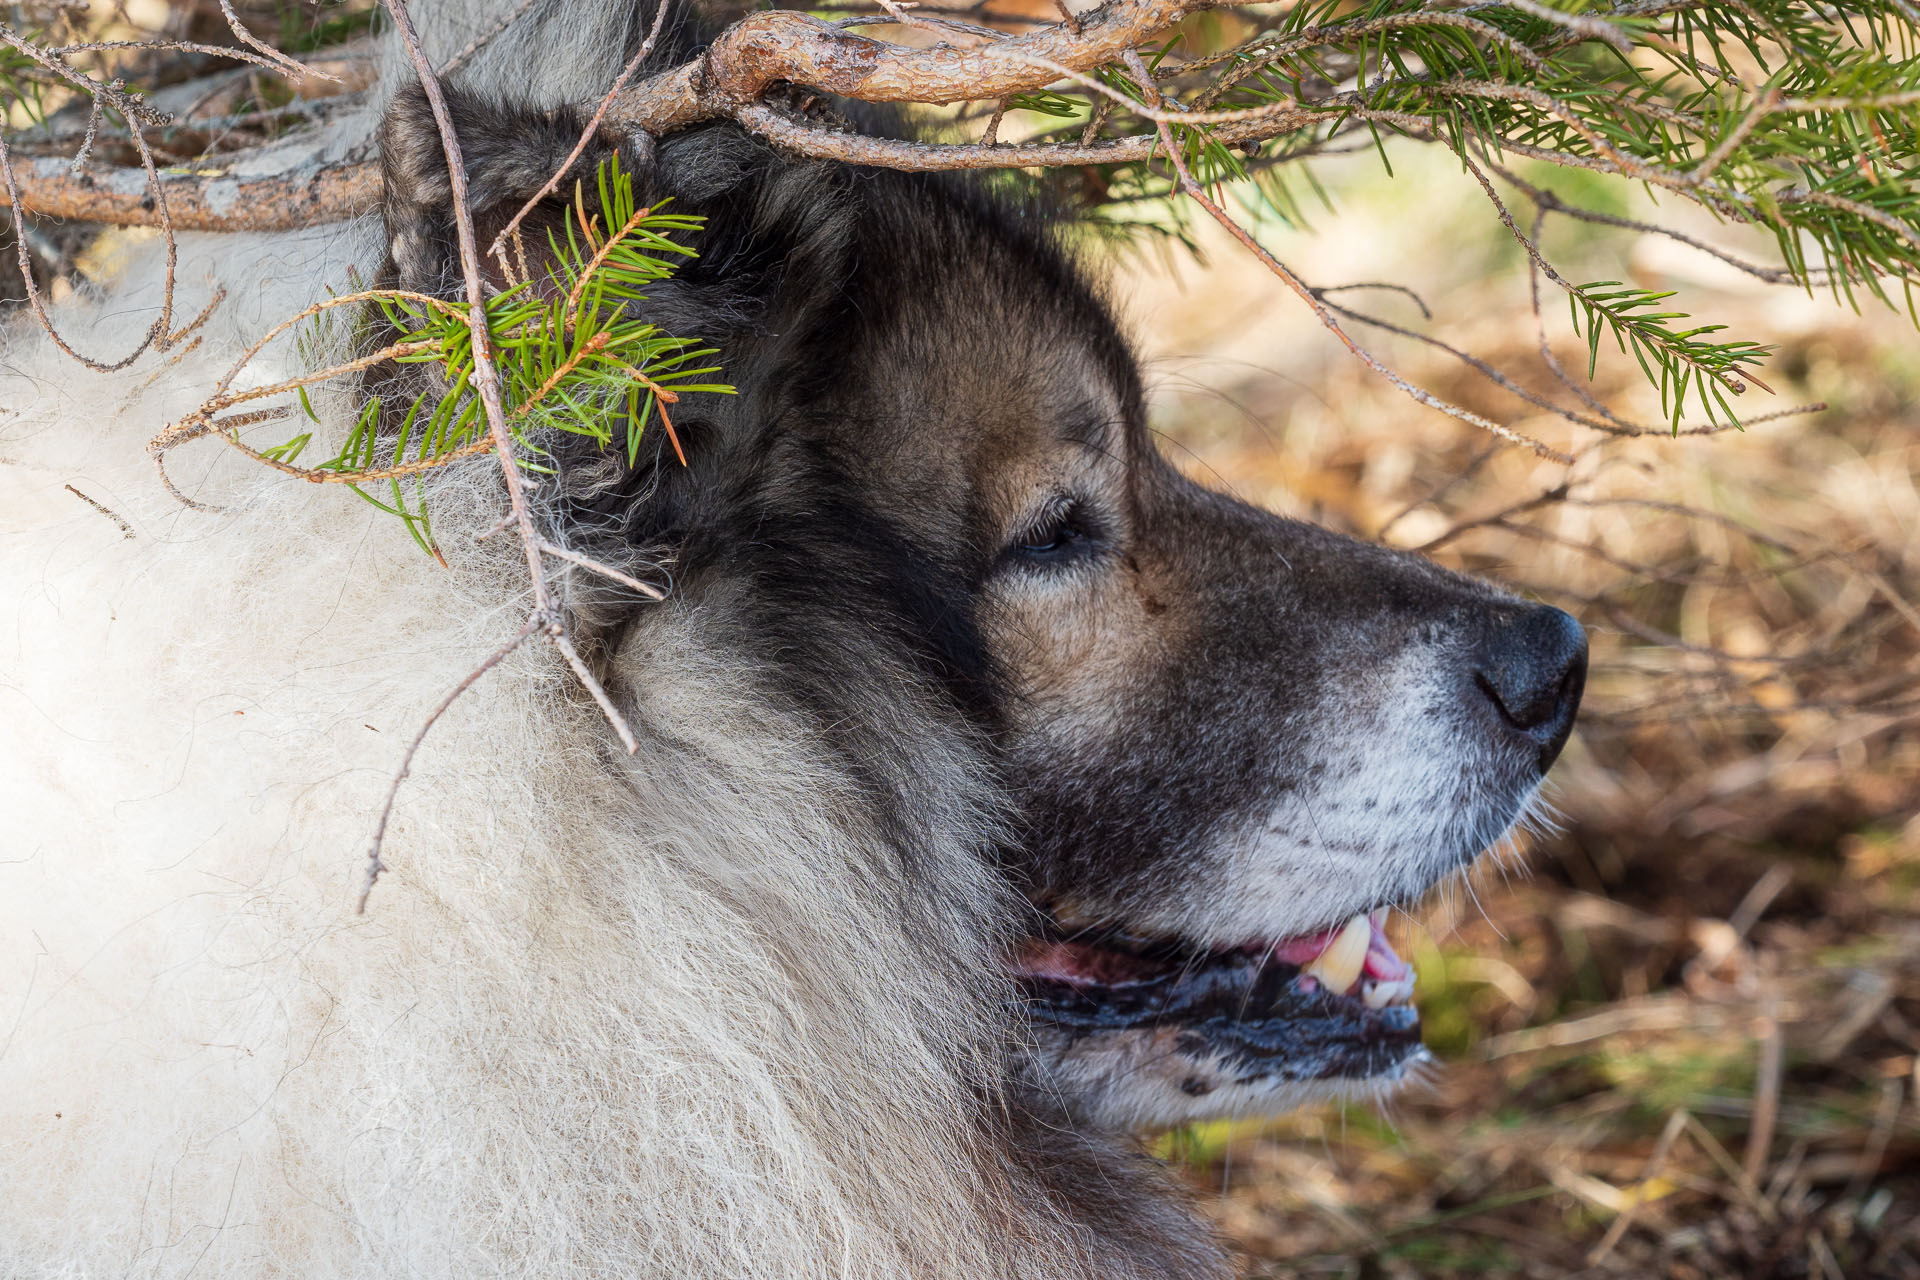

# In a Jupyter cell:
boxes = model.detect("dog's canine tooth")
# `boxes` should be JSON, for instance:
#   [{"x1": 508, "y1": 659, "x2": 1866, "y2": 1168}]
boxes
[{"x1": 1302, "y1": 913, "x2": 1371, "y2": 994}]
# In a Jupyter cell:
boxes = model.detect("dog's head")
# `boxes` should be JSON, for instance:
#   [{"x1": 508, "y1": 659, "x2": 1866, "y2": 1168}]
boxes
[{"x1": 381, "y1": 91, "x2": 1584, "y2": 1134}]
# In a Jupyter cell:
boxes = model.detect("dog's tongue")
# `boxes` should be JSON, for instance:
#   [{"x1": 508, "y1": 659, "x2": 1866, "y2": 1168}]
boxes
[{"x1": 1275, "y1": 910, "x2": 1410, "y2": 998}]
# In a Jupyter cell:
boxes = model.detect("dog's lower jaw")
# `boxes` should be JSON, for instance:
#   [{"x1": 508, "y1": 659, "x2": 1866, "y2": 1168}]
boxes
[{"x1": 1028, "y1": 1029, "x2": 1432, "y2": 1132}]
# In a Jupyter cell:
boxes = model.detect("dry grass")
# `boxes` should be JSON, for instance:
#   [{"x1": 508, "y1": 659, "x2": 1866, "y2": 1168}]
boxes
[{"x1": 1118, "y1": 146, "x2": 1920, "y2": 1278}]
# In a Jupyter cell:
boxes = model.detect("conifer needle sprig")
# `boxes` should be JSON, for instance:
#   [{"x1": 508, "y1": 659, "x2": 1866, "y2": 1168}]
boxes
[
  {"x1": 1014, "y1": 0, "x2": 1918, "y2": 432},
  {"x1": 156, "y1": 154, "x2": 732, "y2": 557}
]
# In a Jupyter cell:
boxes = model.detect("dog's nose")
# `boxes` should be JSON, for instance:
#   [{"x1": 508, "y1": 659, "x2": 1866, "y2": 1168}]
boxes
[{"x1": 1470, "y1": 604, "x2": 1587, "y2": 771}]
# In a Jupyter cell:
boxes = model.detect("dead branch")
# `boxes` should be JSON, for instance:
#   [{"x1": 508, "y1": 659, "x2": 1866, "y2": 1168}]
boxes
[
  {"x1": 441, "y1": 0, "x2": 543, "y2": 76},
  {"x1": 0, "y1": 149, "x2": 380, "y2": 229},
  {"x1": 0, "y1": 26, "x2": 178, "y2": 369},
  {"x1": 0, "y1": 0, "x2": 1227, "y2": 229},
  {"x1": 358, "y1": 610, "x2": 545, "y2": 912},
  {"x1": 539, "y1": 540, "x2": 667, "y2": 601},
  {"x1": 64, "y1": 483, "x2": 134, "y2": 537},
  {"x1": 350, "y1": 0, "x2": 649, "y2": 910},
  {"x1": 605, "y1": 0, "x2": 1202, "y2": 134},
  {"x1": 216, "y1": 0, "x2": 341, "y2": 83},
  {"x1": 487, "y1": 0, "x2": 674, "y2": 261}
]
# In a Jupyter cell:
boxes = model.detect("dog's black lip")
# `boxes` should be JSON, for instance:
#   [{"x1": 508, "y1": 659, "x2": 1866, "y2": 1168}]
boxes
[{"x1": 1014, "y1": 926, "x2": 1423, "y2": 1081}]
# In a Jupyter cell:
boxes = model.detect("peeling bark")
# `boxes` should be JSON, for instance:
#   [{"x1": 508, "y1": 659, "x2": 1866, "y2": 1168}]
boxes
[{"x1": 0, "y1": 150, "x2": 380, "y2": 230}]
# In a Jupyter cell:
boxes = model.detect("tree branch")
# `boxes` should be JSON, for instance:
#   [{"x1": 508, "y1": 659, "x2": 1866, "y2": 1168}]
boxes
[
  {"x1": 0, "y1": 0, "x2": 1225, "y2": 227},
  {"x1": 0, "y1": 149, "x2": 379, "y2": 229},
  {"x1": 605, "y1": 0, "x2": 1206, "y2": 134}
]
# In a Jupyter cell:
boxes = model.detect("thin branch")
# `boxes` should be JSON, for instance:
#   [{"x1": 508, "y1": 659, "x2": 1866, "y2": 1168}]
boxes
[
  {"x1": 64, "y1": 484, "x2": 134, "y2": 538},
  {"x1": 357, "y1": 612, "x2": 544, "y2": 913},
  {"x1": 0, "y1": 149, "x2": 380, "y2": 229},
  {"x1": 538, "y1": 540, "x2": 667, "y2": 600},
  {"x1": 1485, "y1": 157, "x2": 1839, "y2": 287},
  {"x1": 0, "y1": 25, "x2": 170, "y2": 126},
  {"x1": 353, "y1": 0, "x2": 649, "y2": 908},
  {"x1": 0, "y1": 25, "x2": 179, "y2": 370},
  {"x1": 1126, "y1": 56, "x2": 1570, "y2": 462},
  {"x1": 552, "y1": 627, "x2": 641, "y2": 754},
  {"x1": 217, "y1": 0, "x2": 340, "y2": 83},
  {"x1": 734, "y1": 104, "x2": 1299, "y2": 169},
  {"x1": 441, "y1": 0, "x2": 542, "y2": 77},
  {"x1": 485, "y1": 0, "x2": 674, "y2": 261},
  {"x1": 46, "y1": 35, "x2": 342, "y2": 79},
  {"x1": 384, "y1": 0, "x2": 549, "y2": 612}
]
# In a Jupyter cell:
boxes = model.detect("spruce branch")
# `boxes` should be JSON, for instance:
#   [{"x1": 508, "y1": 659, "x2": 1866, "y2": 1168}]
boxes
[{"x1": 156, "y1": 159, "x2": 729, "y2": 554}]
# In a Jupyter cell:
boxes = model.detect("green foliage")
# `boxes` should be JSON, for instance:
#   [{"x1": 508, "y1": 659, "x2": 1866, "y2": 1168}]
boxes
[
  {"x1": 1566, "y1": 281, "x2": 1773, "y2": 427},
  {"x1": 1006, "y1": 89, "x2": 1082, "y2": 118},
  {"x1": 274, "y1": 155, "x2": 732, "y2": 555},
  {"x1": 1020, "y1": 0, "x2": 1919, "y2": 430}
]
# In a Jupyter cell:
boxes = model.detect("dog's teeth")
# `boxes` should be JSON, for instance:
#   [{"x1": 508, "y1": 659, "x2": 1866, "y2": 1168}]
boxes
[
  {"x1": 1302, "y1": 913, "x2": 1370, "y2": 995},
  {"x1": 1362, "y1": 977, "x2": 1416, "y2": 1009}
]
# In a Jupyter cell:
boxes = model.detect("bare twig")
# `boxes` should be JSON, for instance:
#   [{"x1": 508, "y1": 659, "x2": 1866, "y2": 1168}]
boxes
[
  {"x1": 0, "y1": 26, "x2": 179, "y2": 370},
  {"x1": 552, "y1": 627, "x2": 640, "y2": 753},
  {"x1": 64, "y1": 484, "x2": 134, "y2": 538},
  {"x1": 1128, "y1": 54, "x2": 1570, "y2": 461},
  {"x1": 357, "y1": 612, "x2": 545, "y2": 913},
  {"x1": 1745, "y1": 983, "x2": 1785, "y2": 1183},
  {"x1": 1587, "y1": 1108, "x2": 1689, "y2": 1264},
  {"x1": 46, "y1": 35, "x2": 344, "y2": 79},
  {"x1": 1845, "y1": 1078, "x2": 1905, "y2": 1199},
  {"x1": 218, "y1": 0, "x2": 340, "y2": 82},
  {"x1": 354, "y1": 0, "x2": 649, "y2": 909},
  {"x1": 384, "y1": 0, "x2": 548, "y2": 610},
  {"x1": 538, "y1": 540, "x2": 667, "y2": 600},
  {"x1": 485, "y1": 0, "x2": 674, "y2": 262},
  {"x1": 441, "y1": 0, "x2": 542, "y2": 77},
  {"x1": 733, "y1": 105, "x2": 1304, "y2": 169}
]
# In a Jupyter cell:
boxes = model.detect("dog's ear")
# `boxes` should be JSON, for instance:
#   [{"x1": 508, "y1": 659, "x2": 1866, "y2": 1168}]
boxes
[
  {"x1": 375, "y1": 82, "x2": 862, "y2": 602},
  {"x1": 377, "y1": 84, "x2": 857, "y2": 488},
  {"x1": 378, "y1": 82, "x2": 856, "y2": 346},
  {"x1": 379, "y1": 85, "x2": 620, "y2": 298}
]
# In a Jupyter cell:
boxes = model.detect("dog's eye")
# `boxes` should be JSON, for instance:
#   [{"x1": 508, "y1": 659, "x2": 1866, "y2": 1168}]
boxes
[{"x1": 1008, "y1": 498, "x2": 1092, "y2": 562}]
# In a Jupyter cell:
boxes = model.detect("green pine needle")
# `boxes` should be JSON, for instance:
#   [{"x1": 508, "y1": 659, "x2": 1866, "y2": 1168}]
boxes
[
  {"x1": 1009, "y1": 0, "x2": 1917, "y2": 431},
  {"x1": 273, "y1": 154, "x2": 733, "y2": 554}
]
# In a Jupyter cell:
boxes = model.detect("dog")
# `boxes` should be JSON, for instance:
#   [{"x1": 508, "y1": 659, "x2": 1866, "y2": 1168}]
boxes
[{"x1": 0, "y1": 2, "x2": 1583, "y2": 1274}]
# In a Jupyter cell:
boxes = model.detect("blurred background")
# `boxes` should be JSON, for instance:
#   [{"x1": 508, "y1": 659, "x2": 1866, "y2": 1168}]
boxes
[{"x1": 1114, "y1": 146, "x2": 1920, "y2": 1278}]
